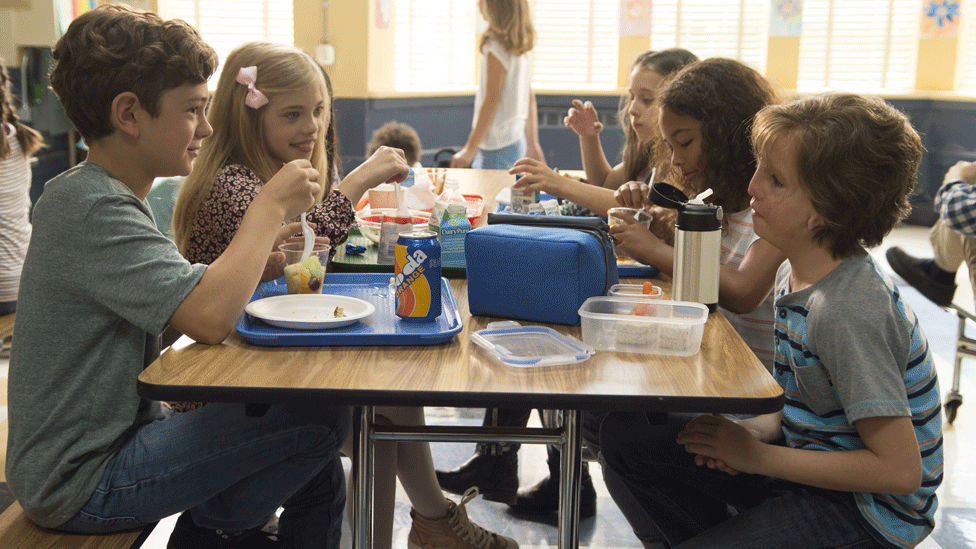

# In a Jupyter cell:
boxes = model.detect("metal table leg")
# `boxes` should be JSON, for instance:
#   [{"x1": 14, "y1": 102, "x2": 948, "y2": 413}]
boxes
[
  {"x1": 353, "y1": 405, "x2": 375, "y2": 549},
  {"x1": 557, "y1": 409, "x2": 582, "y2": 549}
]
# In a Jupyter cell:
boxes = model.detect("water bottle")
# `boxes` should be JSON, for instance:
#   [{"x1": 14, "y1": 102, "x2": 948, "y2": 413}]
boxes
[
  {"x1": 648, "y1": 183, "x2": 722, "y2": 312},
  {"x1": 428, "y1": 178, "x2": 466, "y2": 238}
]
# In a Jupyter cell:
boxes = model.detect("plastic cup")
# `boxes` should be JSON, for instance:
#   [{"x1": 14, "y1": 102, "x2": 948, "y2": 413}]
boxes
[
  {"x1": 368, "y1": 184, "x2": 402, "y2": 209},
  {"x1": 607, "y1": 207, "x2": 653, "y2": 261},
  {"x1": 279, "y1": 242, "x2": 331, "y2": 294}
]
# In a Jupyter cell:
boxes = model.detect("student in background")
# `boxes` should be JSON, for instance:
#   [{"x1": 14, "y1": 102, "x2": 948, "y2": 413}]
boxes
[
  {"x1": 369, "y1": 120, "x2": 424, "y2": 170},
  {"x1": 451, "y1": 0, "x2": 545, "y2": 169},
  {"x1": 173, "y1": 40, "x2": 515, "y2": 549},
  {"x1": 885, "y1": 160, "x2": 976, "y2": 308},
  {"x1": 601, "y1": 92, "x2": 942, "y2": 549},
  {"x1": 0, "y1": 57, "x2": 44, "y2": 316},
  {"x1": 5, "y1": 6, "x2": 350, "y2": 547},
  {"x1": 510, "y1": 48, "x2": 697, "y2": 231}
]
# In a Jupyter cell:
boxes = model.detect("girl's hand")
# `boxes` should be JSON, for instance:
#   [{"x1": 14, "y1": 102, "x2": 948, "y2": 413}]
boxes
[
  {"x1": 263, "y1": 160, "x2": 321, "y2": 220},
  {"x1": 615, "y1": 180, "x2": 651, "y2": 209},
  {"x1": 608, "y1": 212, "x2": 657, "y2": 264},
  {"x1": 451, "y1": 146, "x2": 477, "y2": 168},
  {"x1": 510, "y1": 158, "x2": 569, "y2": 195},
  {"x1": 676, "y1": 414, "x2": 764, "y2": 476},
  {"x1": 564, "y1": 100, "x2": 603, "y2": 137},
  {"x1": 362, "y1": 145, "x2": 411, "y2": 185},
  {"x1": 262, "y1": 222, "x2": 331, "y2": 282}
]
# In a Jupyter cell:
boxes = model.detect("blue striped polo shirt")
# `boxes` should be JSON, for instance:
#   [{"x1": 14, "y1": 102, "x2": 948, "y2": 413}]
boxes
[{"x1": 773, "y1": 250, "x2": 943, "y2": 549}]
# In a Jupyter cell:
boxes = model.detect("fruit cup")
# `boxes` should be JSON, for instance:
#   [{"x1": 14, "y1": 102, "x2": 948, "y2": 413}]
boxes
[{"x1": 279, "y1": 242, "x2": 331, "y2": 294}]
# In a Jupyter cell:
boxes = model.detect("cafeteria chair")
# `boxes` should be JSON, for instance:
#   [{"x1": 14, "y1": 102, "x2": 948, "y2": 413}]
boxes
[
  {"x1": 0, "y1": 501, "x2": 156, "y2": 549},
  {"x1": 945, "y1": 302, "x2": 975, "y2": 424}
]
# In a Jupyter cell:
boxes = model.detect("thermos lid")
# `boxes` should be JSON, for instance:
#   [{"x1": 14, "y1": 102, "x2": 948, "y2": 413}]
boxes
[
  {"x1": 647, "y1": 182, "x2": 689, "y2": 210},
  {"x1": 677, "y1": 204, "x2": 723, "y2": 231}
]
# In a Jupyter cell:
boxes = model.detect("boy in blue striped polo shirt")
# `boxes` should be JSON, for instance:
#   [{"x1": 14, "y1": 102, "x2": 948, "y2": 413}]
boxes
[{"x1": 599, "y1": 92, "x2": 942, "y2": 549}]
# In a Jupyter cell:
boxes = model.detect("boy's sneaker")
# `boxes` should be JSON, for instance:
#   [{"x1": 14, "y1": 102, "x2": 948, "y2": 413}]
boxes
[
  {"x1": 167, "y1": 512, "x2": 282, "y2": 549},
  {"x1": 408, "y1": 487, "x2": 518, "y2": 549}
]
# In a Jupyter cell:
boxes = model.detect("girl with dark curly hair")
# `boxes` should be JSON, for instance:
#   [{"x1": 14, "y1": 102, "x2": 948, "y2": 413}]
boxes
[{"x1": 611, "y1": 57, "x2": 785, "y2": 371}]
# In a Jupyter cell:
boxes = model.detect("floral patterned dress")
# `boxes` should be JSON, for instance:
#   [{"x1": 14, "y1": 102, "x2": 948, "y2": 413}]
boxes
[{"x1": 183, "y1": 163, "x2": 355, "y2": 265}]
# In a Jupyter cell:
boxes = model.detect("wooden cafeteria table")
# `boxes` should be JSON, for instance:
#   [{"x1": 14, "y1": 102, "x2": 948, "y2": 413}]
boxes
[{"x1": 138, "y1": 169, "x2": 783, "y2": 549}]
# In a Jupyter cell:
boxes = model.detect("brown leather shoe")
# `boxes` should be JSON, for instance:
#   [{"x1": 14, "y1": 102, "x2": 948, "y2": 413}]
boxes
[
  {"x1": 435, "y1": 445, "x2": 519, "y2": 505},
  {"x1": 408, "y1": 487, "x2": 518, "y2": 549}
]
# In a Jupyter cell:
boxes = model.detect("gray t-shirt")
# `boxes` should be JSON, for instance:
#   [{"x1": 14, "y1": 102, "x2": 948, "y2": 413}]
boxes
[{"x1": 5, "y1": 162, "x2": 207, "y2": 527}]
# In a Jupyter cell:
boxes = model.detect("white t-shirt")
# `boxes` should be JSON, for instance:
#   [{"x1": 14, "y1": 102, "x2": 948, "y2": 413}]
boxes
[
  {"x1": 718, "y1": 208, "x2": 777, "y2": 371},
  {"x1": 0, "y1": 123, "x2": 33, "y2": 304},
  {"x1": 475, "y1": 38, "x2": 531, "y2": 151}
]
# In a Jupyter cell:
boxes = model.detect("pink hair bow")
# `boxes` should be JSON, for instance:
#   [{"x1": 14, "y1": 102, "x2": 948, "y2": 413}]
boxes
[{"x1": 236, "y1": 66, "x2": 269, "y2": 109}]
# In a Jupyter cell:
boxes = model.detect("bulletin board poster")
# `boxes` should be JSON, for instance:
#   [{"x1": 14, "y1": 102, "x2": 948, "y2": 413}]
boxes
[
  {"x1": 619, "y1": 0, "x2": 652, "y2": 36},
  {"x1": 921, "y1": 0, "x2": 961, "y2": 38},
  {"x1": 769, "y1": 0, "x2": 802, "y2": 37},
  {"x1": 55, "y1": 0, "x2": 96, "y2": 37}
]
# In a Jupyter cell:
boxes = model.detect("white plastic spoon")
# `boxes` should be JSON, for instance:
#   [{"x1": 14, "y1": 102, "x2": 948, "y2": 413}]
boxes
[{"x1": 300, "y1": 211, "x2": 314, "y2": 262}]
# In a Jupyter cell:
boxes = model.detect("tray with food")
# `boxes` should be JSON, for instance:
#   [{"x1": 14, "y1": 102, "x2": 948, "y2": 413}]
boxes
[
  {"x1": 236, "y1": 273, "x2": 463, "y2": 346},
  {"x1": 331, "y1": 226, "x2": 468, "y2": 278}
]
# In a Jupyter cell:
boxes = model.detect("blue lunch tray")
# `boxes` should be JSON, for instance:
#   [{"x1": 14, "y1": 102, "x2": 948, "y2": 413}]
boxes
[{"x1": 236, "y1": 273, "x2": 463, "y2": 347}]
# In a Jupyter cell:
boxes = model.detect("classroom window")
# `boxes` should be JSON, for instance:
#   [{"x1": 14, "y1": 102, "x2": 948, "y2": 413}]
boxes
[
  {"x1": 531, "y1": 0, "x2": 620, "y2": 90},
  {"x1": 393, "y1": 0, "x2": 477, "y2": 91},
  {"x1": 796, "y1": 0, "x2": 918, "y2": 92},
  {"x1": 156, "y1": 0, "x2": 294, "y2": 74},
  {"x1": 646, "y1": 0, "x2": 769, "y2": 73}
]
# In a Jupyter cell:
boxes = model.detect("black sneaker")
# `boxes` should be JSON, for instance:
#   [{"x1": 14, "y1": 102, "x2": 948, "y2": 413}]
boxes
[
  {"x1": 167, "y1": 512, "x2": 282, "y2": 549},
  {"x1": 885, "y1": 247, "x2": 956, "y2": 307}
]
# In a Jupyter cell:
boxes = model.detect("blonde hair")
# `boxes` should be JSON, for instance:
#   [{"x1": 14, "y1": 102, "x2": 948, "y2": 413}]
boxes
[
  {"x1": 173, "y1": 42, "x2": 333, "y2": 254},
  {"x1": 480, "y1": 0, "x2": 535, "y2": 56}
]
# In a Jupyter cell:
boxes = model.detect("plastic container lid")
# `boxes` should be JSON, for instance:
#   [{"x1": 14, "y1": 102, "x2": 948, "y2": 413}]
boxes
[{"x1": 469, "y1": 321, "x2": 595, "y2": 367}]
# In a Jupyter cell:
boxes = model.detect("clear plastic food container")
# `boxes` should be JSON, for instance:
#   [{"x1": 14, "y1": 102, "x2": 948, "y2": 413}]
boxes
[
  {"x1": 608, "y1": 283, "x2": 662, "y2": 299},
  {"x1": 578, "y1": 296, "x2": 708, "y2": 356}
]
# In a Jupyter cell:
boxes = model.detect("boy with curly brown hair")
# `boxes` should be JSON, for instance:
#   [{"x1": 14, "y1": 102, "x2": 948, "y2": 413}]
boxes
[{"x1": 5, "y1": 6, "x2": 349, "y2": 548}]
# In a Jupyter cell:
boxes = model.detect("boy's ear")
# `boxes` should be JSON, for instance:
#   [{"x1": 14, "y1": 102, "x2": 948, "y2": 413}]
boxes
[
  {"x1": 806, "y1": 211, "x2": 825, "y2": 233},
  {"x1": 111, "y1": 92, "x2": 142, "y2": 138}
]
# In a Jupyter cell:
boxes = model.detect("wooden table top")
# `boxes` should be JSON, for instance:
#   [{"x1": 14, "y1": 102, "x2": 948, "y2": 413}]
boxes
[{"x1": 137, "y1": 169, "x2": 783, "y2": 415}]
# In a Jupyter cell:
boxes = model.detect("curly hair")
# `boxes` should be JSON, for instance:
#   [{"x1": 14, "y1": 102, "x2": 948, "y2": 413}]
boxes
[
  {"x1": 752, "y1": 93, "x2": 923, "y2": 259},
  {"x1": 368, "y1": 121, "x2": 422, "y2": 165},
  {"x1": 658, "y1": 58, "x2": 777, "y2": 213},
  {"x1": 617, "y1": 48, "x2": 698, "y2": 182},
  {"x1": 49, "y1": 4, "x2": 217, "y2": 142},
  {"x1": 0, "y1": 58, "x2": 44, "y2": 159}
]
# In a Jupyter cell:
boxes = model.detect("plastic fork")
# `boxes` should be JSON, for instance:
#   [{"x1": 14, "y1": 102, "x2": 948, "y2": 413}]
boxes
[{"x1": 300, "y1": 211, "x2": 314, "y2": 261}]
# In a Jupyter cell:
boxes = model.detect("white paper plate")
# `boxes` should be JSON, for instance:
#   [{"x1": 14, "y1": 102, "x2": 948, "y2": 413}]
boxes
[{"x1": 245, "y1": 294, "x2": 375, "y2": 330}]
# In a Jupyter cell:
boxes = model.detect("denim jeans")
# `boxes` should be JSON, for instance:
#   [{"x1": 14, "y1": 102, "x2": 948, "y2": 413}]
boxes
[
  {"x1": 58, "y1": 402, "x2": 350, "y2": 548},
  {"x1": 599, "y1": 412, "x2": 885, "y2": 549},
  {"x1": 472, "y1": 136, "x2": 526, "y2": 170}
]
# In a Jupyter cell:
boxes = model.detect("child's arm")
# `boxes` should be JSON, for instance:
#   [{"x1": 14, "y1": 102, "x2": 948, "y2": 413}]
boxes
[
  {"x1": 564, "y1": 99, "x2": 622, "y2": 189},
  {"x1": 678, "y1": 414, "x2": 923, "y2": 495},
  {"x1": 336, "y1": 146, "x2": 411, "y2": 204},
  {"x1": 610, "y1": 218, "x2": 784, "y2": 314},
  {"x1": 452, "y1": 52, "x2": 505, "y2": 168},
  {"x1": 524, "y1": 89, "x2": 545, "y2": 164},
  {"x1": 509, "y1": 158, "x2": 619, "y2": 216},
  {"x1": 168, "y1": 161, "x2": 320, "y2": 344}
]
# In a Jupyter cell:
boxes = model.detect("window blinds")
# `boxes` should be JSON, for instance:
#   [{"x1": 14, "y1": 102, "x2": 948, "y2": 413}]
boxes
[
  {"x1": 158, "y1": 0, "x2": 294, "y2": 72},
  {"x1": 393, "y1": 0, "x2": 477, "y2": 91},
  {"x1": 796, "y1": 0, "x2": 918, "y2": 92},
  {"x1": 531, "y1": 0, "x2": 620, "y2": 90}
]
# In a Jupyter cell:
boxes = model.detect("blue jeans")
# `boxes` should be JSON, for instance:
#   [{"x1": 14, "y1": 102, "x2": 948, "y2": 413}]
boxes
[
  {"x1": 59, "y1": 402, "x2": 349, "y2": 548},
  {"x1": 599, "y1": 412, "x2": 885, "y2": 549},
  {"x1": 472, "y1": 137, "x2": 525, "y2": 170}
]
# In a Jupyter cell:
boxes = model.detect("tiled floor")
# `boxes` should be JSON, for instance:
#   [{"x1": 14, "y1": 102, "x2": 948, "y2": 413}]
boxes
[{"x1": 1, "y1": 224, "x2": 974, "y2": 548}]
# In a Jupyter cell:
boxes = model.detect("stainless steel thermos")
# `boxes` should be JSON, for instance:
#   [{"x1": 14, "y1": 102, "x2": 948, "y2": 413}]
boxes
[{"x1": 648, "y1": 183, "x2": 722, "y2": 312}]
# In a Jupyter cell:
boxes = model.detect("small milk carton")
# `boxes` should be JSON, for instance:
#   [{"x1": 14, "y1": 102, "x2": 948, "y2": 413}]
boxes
[{"x1": 439, "y1": 202, "x2": 471, "y2": 268}]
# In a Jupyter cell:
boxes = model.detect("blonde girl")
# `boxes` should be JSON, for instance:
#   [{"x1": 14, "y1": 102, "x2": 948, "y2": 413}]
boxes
[
  {"x1": 451, "y1": 0, "x2": 545, "y2": 169},
  {"x1": 172, "y1": 42, "x2": 406, "y2": 274},
  {"x1": 0, "y1": 58, "x2": 44, "y2": 315},
  {"x1": 173, "y1": 41, "x2": 515, "y2": 549}
]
